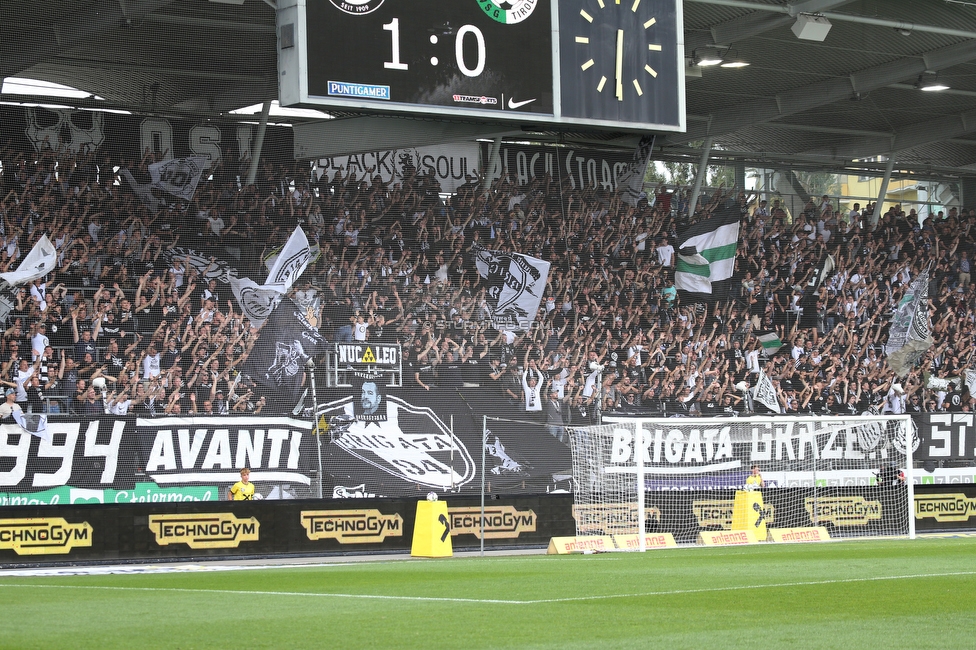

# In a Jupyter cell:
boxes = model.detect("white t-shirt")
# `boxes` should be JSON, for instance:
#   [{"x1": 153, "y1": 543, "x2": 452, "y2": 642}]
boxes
[
  {"x1": 657, "y1": 244, "x2": 675, "y2": 267},
  {"x1": 353, "y1": 320, "x2": 369, "y2": 341},
  {"x1": 31, "y1": 333, "x2": 50, "y2": 359},
  {"x1": 143, "y1": 353, "x2": 161, "y2": 379}
]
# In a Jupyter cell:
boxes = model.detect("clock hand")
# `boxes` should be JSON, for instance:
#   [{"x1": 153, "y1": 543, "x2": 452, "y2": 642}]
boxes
[{"x1": 615, "y1": 29, "x2": 624, "y2": 101}]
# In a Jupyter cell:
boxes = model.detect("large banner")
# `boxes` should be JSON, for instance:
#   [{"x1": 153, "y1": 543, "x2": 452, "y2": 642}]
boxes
[
  {"x1": 0, "y1": 416, "x2": 318, "y2": 504},
  {"x1": 315, "y1": 143, "x2": 481, "y2": 194},
  {"x1": 597, "y1": 416, "x2": 911, "y2": 489},
  {"x1": 319, "y1": 385, "x2": 571, "y2": 498},
  {"x1": 0, "y1": 388, "x2": 574, "y2": 505},
  {"x1": 488, "y1": 142, "x2": 643, "y2": 194},
  {"x1": 1, "y1": 106, "x2": 293, "y2": 167},
  {"x1": 914, "y1": 413, "x2": 976, "y2": 462}
]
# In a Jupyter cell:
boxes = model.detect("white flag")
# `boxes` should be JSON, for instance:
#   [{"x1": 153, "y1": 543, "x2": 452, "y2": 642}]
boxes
[
  {"x1": 0, "y1": 234, "x2": 57, "y2": 285},
  {"x1": 473, "y1": 245, "x2": 550, "y2": 332},
  {"x1": 966, "y1": 369, "x2": 976, "y2": 397},
  {"x1": 753, "y1": 369, "x2": 782, "y2": 414},
  {"x1": 148, "y1": 156, "x2": 208, "y2": 201},
  {"x1": 120, "y1": 168, "x2": 164, "y2": 212},
  {"x1": 232, "y1": 227, "x2": 311, "y2": 325},
  {"x1": 12, "y1": 410, "x2": 51, "y2": 443},
  {"x1": 263, "y1": 227, "x2": 312, "y2": 293},
  {"x1": 230, "y1": 276, "x2": 282, "y2": 327}
]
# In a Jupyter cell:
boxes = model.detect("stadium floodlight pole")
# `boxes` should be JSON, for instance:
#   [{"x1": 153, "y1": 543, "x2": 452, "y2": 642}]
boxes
[
  {"x1": 481, "y1": 415, "x2": 487, "y2": 557},
  {"x1": 308, "y1": 358, "x2": 323, "y2": 499}
]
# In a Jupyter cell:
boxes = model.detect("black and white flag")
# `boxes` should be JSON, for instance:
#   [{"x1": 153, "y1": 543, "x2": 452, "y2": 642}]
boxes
[
  {"x1": 241, "y1": 299, "x2": 328, "y2": 405},
  {"x1": 231, "y1": 227, "x2": 311, "y2": 325},
  {"x1": 619, "y1": 135, "x2": 656, "y2": 207},
  {"x1": 753, "y1": 368, "x2": 782, "y2": 414},
  {"x1": 885, "y1": 270, "x2": 933, "y2": 377},
  {"x1": 0, "y1": 234, "x2": 57, "y2": 285},
  {"x1": 148, "y1": 156, "x2": 208, "y2": 201},
  {"x1": 473, "y1": 245, "x2": 550, "y2": 332}
]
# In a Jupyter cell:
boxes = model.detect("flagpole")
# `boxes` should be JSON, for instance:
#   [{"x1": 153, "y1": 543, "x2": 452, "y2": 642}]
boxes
[{"x1": 308, "y1": 358, "x2": 323, "y2": 499}]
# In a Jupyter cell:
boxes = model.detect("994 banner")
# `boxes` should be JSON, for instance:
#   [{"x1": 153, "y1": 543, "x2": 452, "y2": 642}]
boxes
[{"x1": 304, "y1": 0, "x2": 554, "y2": 116}]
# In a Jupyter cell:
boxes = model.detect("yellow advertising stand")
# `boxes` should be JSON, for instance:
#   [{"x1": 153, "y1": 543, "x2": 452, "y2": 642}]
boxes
[
  {"x1": 411, "y1": 499, "x2": 453, "y2": 558},
  {"x1": 731, "y1": 489, "x2": 768, "y2": 541},
  {"x1": 546, "y1": 536, "x2": 615, "y2": 554}
]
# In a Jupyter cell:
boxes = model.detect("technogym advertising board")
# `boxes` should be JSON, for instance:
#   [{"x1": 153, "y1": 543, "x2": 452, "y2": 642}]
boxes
[
  {"x1": 276, "y1": 0, "x2": 684, "y2": 132},
  {"x1": 0, "y1": 495, "x2": 572, "y2": 563}
]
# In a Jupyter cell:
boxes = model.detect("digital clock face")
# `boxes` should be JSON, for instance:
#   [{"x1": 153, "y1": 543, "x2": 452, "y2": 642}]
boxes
[{"x1": 305, "y1": 0, "x2": 554, "y2": 116}]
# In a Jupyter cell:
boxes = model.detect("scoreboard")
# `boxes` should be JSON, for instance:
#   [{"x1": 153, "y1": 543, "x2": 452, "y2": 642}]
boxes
[{"x1": 276, "y1": 0, "x2": 684, "y2": 133}]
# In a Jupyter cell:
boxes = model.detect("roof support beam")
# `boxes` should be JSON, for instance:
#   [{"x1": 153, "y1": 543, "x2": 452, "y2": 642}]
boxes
[
  {"x1": 803, "y1": 108, "x2": 976, "y2": 159},
  {"x1": 688, "y1": 0, "x2": 976, "y2": 39},
  {"x1": 1, "y1": 0, "x2": 177, "y2": 79},
  {"x1": 666, "y1": 39, "x2": 976, "y2": 145}
]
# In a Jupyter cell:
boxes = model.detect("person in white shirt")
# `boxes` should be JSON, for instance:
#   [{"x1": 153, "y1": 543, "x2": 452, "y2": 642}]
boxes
[
  {"x1": 0, "y1": 389, "x2": 23, "y2": 422},
  {"x1": 31, "y1": 323, "x2": 50, "y2": 361},
  {"x1": 521, "y1": 367, "x2": 544, "y2": 413},
  {"x1": 142, "y1": 344, "x2": 161, "y2": 379},
  {"x1": 882, "y1": 382, "x2": 907, "y2": 414},
  {"x1": 352, "y1": 313, "x2": 369, "y2": 341},
  {"x1": 656, "y1": 236, "x2": 675, "y2": 268}
]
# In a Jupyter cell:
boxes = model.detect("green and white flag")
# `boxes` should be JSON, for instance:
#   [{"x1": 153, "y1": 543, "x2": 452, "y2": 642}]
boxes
[
  {"x1": 675, "y1": 207, "x2": 740, "y2": 301},
  {"x1": 755, "y1": 331, "x2": 783, "y2": 355}
]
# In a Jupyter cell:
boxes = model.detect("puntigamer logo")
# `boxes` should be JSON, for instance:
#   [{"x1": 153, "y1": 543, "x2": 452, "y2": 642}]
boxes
[
  {"x1": 148, "y1": 513, "x2": 259, "y2": 549},
  {"x1": 0, "y1": 518, "x2": 92, "y2": 555},
  {"x1": 915, "y1": 494, "x2": 976, "y2": 522},
  {"x1": 449, "y1": 506, "x2": 536, "y2": 539},
  {"x1": 805, "y1": 496, "x2": 882, "y2": 526},
  {"x1": 301, "y1": 510, "x2": 403, "y2": 544}
]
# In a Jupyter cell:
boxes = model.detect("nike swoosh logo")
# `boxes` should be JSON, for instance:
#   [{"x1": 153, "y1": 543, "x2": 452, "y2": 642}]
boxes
[{"x1": 508, "y1": 98, "x2": 536, "y2": 110}]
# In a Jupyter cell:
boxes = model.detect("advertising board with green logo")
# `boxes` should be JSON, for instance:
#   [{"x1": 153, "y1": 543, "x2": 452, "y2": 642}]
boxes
[{"x1": 0, "y1": 483, "x2": 219, "y2": 507}]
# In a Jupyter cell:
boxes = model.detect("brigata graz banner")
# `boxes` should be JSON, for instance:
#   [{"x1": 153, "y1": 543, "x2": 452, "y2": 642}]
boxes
[
  {"x1": 1, "y1": 388, "x2": 574, "y2": 505},
  {"x1": 597, "y1": 416, "x2": 911, "y2": 489}
]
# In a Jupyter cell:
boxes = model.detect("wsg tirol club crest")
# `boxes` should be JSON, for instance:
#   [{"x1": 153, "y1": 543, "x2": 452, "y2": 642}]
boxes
[{"x1": 477, "y1": 0, "x2": 539, "y2": 24}]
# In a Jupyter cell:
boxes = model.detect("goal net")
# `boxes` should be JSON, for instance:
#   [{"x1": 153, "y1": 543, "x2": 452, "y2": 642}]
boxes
[{"x1": 567, "y1": 415, "x2": 916, "y2": 547}]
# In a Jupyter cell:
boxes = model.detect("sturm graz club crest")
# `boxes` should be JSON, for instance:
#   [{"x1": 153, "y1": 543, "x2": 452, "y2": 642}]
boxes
[
  {"x1": 239, "y1": 284, "x2": 280, "y2": 322},
  {"x1": 329, "y1": 0, "x2": 384, "y2": 15},
  {"x1": 477, "y1": 0, "x2": 538, "y2": 24}
]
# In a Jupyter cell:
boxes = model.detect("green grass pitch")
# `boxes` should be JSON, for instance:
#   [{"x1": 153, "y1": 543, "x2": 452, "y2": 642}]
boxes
[{"x1": 1, "y1": 537, "x2": 975, "y2": 649}]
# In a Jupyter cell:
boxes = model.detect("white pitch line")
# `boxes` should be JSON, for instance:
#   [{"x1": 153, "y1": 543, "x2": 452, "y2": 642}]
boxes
[
  {"x1": 0, "y1": 570, "x2": 973, "y2": 605},
  {"x1": 0, "y1": 584, "x2": 527, "y2": 605}
]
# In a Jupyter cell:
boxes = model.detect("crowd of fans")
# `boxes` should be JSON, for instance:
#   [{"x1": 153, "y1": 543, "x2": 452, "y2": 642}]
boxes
[{"x1": 0, "y1": 138, "x2": 973, "y2": 425}]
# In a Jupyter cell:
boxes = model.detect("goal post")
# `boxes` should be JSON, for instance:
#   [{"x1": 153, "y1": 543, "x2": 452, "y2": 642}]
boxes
[{"x1": 567, "y1": 415, "x2": 916, "y2": 547}]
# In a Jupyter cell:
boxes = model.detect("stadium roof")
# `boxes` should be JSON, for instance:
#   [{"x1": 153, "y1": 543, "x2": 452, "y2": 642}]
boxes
[{"x1": 5, "y1": 0, "x2": 976, "y2": 179}]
